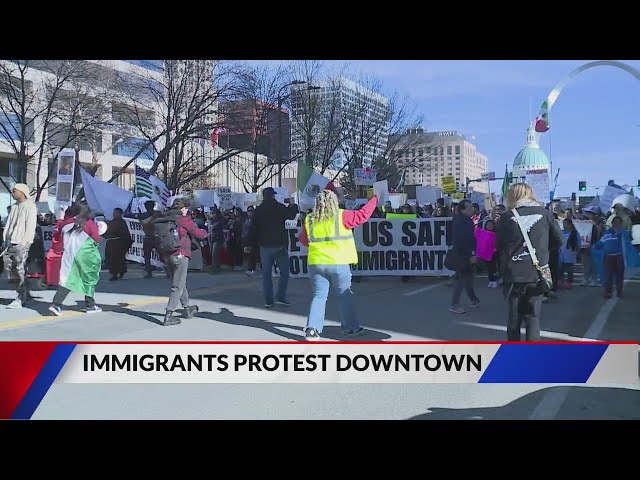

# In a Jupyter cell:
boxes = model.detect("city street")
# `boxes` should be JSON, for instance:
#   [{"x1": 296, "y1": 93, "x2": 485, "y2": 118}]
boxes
[{"x1": 1, "y1": 264, "x2": 638, "y2": 420}]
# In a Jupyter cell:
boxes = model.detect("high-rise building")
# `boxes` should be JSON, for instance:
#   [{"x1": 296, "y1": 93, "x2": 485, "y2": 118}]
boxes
[
  {"x1": 393, "y1": 129, "x2": 489, "y2": 193},
  {"x1": 289, "y1": 77, "x2": 389, "y2": 170}
]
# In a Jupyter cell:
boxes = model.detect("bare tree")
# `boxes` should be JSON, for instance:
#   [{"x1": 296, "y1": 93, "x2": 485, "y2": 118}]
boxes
[
  {"x1": 287, "y1": 61, "x2": 345, "y2": 174},
  {"x1": 223, "y1": 62, "x2": 296, "y2": 192},
  {"x1": 0, "y1": 60, "x2": 115, "y2": 199},
  {"x1": 112, "y1": 60, "x2": 246, "y2": 192},
  {"x1": 335, "y1": 75, "x2": 390, "y2": 192},
  {"x1": 340, "y1": 91, "x2": 425, "y2": 193}
]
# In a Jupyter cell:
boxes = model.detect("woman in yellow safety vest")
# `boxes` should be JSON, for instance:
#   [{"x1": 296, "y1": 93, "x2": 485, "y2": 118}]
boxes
[{"x1": 299, "y1": 190, "x2": 377, "y2": 341}]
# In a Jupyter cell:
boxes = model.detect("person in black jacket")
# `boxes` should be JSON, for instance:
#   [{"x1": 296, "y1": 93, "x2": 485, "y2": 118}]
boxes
[
  {"x1": 450, "y1": 199, "x2": 480, "y2": 314},
  {"x1": 248, "y1": 187, "x2": 297, "y2": 308},
  {"x1": 496, "y1": 183, "x2": 564, "y2": 341}
]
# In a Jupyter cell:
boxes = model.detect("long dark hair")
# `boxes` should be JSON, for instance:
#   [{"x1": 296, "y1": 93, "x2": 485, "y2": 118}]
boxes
[
  {"x1": 71, "y1": 204, "x2": 91, "y2": 233},
  {"x1": 564, "y1": 218, "x2": 578, "y2": 251}
]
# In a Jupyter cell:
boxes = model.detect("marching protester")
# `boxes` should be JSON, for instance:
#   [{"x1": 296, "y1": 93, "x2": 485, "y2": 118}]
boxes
[
  {"x1": 580, "y1": 206, "x2": 602, "y2": 287},
  {"x1": 104, "y1": 207, "x2": 133, "y2": 281},
  {"x1": 153, "y1": 197, "x2": 208, "y2": 326},
  {"x1": 48, "y1": 204, "x2": 104, "y2": 315},
  {"x1": 448, "y1": 199, "x2": 481, "y2": 314},
  {"x1": 226, "y1": 208, "x2": 244, "y2": 271},
  {"x1": 496, "y1": 183, "x2": 563, "y2": 341},
  {"x1": 558, "y1": 218, "x2": 581, "y2": 288},
  {"x1": 208, "y1": 208, "x2": 225, "y2": 274},
  {"x1": 2, "y1": 184, "x2": 37, "y2": 309},
  {"x1": 299, "y1": 191, "x2": 377, "y2": 341},
  {"x1": 138, "y1": 200, "x2": 162, "y2": 279},
  {"x1": 45, "y1": 206, "x2": 71, "y2": 287},
  {"x1": 242, "y1": 206, "x2": 259, "y2": 276},
  {"x1": 606, "y1": 200, "x2": 632, "y2": 231},
  {"x1": 593, "y1": 216, "x2": 626, "y2": 299},
  {"x1": 478, "y1": 219, "x2": 499, "y2": 288},
  {"x1": 249, "y1": 187, "x2": 297, "y2": 308}
]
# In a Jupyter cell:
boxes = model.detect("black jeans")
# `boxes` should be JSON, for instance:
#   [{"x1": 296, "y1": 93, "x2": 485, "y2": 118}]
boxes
[
  {"x1": 604, "y1": 254, "x2": 625, "y2": 296},
  {"x1": 486, "y1": 255, "x2": 498, "y2": 282},
  {"x1": 549, "y1": 249, "x2": 559, "y2": 290},
  {"x1": 210, "y1": 241, "x2": 223, "y2": 271},
  {"x1": 559, "y1": 263, "x2": 574, "y2": 283},
  {"x1": 166, "y1": 254, "x2": 190, "y2": 312},
  {"x1": 53, "y1": 287, "x2": 95, "y2": 308},
  {"x1": 507, "y1": 284, "x2": 543, "y2": 341},
  {"x1": 451, "y1": 270, "x2": 479, "y2": 307}
]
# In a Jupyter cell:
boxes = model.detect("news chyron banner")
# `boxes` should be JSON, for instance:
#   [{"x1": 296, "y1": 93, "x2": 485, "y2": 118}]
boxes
[{"x1": 0, "y1": 342, "x2": 637, "y2": 419}]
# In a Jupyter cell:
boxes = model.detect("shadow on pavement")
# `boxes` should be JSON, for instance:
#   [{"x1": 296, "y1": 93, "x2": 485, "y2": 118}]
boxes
[
  {"x1": 83, "y1": 301, "x2": 164, "y2": 326},
  {"x1": 408, "y1": 386, "x2": 640, "y2": 420},
  {"x1": 197, "y1": 307, "x2": 392, "y2": 342}
]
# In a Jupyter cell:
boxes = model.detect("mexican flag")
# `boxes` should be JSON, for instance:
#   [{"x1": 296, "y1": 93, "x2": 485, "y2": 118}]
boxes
[
  {"x1": 59, "y1": 223, "x2": 102, "y2": 298},
  {"x1": 501, "y1": 165, "x2": 511, "y2": 200},
  {"x1": 297, "y1": 161, "x2": 332, "y2": 211},
  {"x1": 535, "y1": 99, "x2": 550, "y2": 133}
]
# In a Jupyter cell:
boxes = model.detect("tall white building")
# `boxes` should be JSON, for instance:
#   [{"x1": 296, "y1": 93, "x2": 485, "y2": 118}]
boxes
[
  {"x1": 394, "y1": 129, "x2": 489, "y2": 193},
  {"x1": 289, "y1": 77, "x2": 389, "y2": 170}
]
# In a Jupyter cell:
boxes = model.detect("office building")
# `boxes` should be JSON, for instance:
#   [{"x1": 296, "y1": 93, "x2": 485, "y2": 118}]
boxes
[
  {"x1": 218, "y1": 99, "x2": 290, "y2": 164},
  {"x1": 289, "y1": 77, "x2": 389, "y2": 170},
  {"x1": 393, "y1": 129, "x2": 489, "y2": 194}
]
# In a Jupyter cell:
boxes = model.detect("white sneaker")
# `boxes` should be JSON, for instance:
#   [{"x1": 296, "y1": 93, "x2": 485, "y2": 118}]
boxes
[
  {"x1": 245, "y1": 270, "x2": 255, "y2": 277},
  {"x1": 6, "y1": 299, "x2": 22, "y2": 309}
]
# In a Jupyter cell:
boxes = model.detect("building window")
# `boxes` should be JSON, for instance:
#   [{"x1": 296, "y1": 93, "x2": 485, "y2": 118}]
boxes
[
  {"x1": 426, "y1": 147, "x2": 431, "y2": 155},
  {"x1": 112, "y1": 135, "x2": 155, "y2": 160},
  {"x1": 0, "y1": 113, "x2": 35, "y2": 142},
  {"x1": 455, "y1": 145, "x2": 460, "y2": 155},
  {"x1": 418, "y1": 148, "x2": 423, "y2": 157},
  {"x1": 447, "y1": 146, "x2": 452, "y2": 155},
  {"x1": 113, "y1": 167, "x2": 134, "y2": 191}
]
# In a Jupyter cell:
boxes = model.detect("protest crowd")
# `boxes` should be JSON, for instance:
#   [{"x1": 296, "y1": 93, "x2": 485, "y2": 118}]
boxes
[{"x1": 2, "y1": 177, "x2": 640, "y2": 342}]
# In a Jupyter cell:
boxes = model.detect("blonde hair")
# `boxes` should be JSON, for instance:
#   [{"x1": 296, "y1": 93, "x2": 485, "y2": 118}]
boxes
[
  {"x1": 506, "y1": 183, "x2": 539, "y2": 210},
  {"x1": 311, "y1": 190, "x2": 339, "y2": 223}
]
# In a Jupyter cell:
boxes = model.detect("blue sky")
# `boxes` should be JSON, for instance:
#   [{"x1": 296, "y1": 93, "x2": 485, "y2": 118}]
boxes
[{"x1": 332, "y1": 60, "x2": 640, "y2": 198}]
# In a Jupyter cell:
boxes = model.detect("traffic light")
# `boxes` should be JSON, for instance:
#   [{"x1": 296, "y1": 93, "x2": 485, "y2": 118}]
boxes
[
  {"x1": 579, "y1": 181, "x2": 587, "y2": 192},
  {"x1": 571, "y1": 192, "x2": 577, "y2": 202}
]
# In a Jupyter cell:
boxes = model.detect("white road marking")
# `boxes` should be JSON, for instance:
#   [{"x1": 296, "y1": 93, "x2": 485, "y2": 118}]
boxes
[
  {"x1": 528, "y1": 297, "x2": 620, "y2": 420},
  {"x1": 458, "y1": 321, "x2": 602, "y2": 342},
  {"x1": 404, "y1": 282, "x2": 447, "y2": 296}
]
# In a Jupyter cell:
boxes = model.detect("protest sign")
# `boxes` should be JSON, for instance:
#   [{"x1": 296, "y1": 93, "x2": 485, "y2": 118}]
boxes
[
  {"x1": 373, "y1": 180, "x2": 389, "y2": 206},
  {"x1": 441, "y1": 176, "x2": 456, "y2": 194},
  {"x1": 280, "y1": 218, "x2": 453, "y2": 278},
  {"x1": 354, "y1": 168, "x2": 377, "y2": 186},
  {"x1": 416, "y1": 186, "x2": 441, "y2": 207}
]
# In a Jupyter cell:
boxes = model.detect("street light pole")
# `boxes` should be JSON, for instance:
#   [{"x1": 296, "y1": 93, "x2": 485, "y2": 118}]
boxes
[
  {"x1": 277, "y1": 94, "x2": 284, "y2": 187},
  {"x1": 275, "y1": 80, "x2": 305, "y2": 188}
]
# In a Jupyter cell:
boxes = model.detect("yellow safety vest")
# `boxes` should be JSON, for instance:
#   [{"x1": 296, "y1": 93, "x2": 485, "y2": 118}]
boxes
[{"x1": 306, "y1": 210, "x2": 358, "y2": 265}]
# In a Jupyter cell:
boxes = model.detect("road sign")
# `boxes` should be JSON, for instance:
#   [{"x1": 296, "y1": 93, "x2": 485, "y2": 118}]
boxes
[{"x1": 481, "y1": 171, "x2": 495, "y2": 181}]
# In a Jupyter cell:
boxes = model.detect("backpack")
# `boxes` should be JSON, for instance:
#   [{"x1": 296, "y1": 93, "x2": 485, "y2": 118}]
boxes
[{"x1": 154, "y1": 218, "x2": 181, "y2": 254}]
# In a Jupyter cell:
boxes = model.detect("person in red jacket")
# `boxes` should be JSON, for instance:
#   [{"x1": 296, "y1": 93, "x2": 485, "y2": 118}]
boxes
[
  {"x1": 154, "y1": 198, "x2": 208, "y2": 326},
  {"x1": 299, "y1": 191, "x2": 377, "y2": 341}
]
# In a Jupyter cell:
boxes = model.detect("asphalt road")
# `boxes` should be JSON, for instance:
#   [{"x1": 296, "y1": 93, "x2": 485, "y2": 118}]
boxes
[{"x1": 1, "y1": 265, "x2": 638, "y2": 420}]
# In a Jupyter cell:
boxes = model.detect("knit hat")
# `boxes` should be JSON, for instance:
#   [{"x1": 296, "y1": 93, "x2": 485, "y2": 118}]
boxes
[{"x1": 12, "y1": 183, "x2": 31, "y2": 198}]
